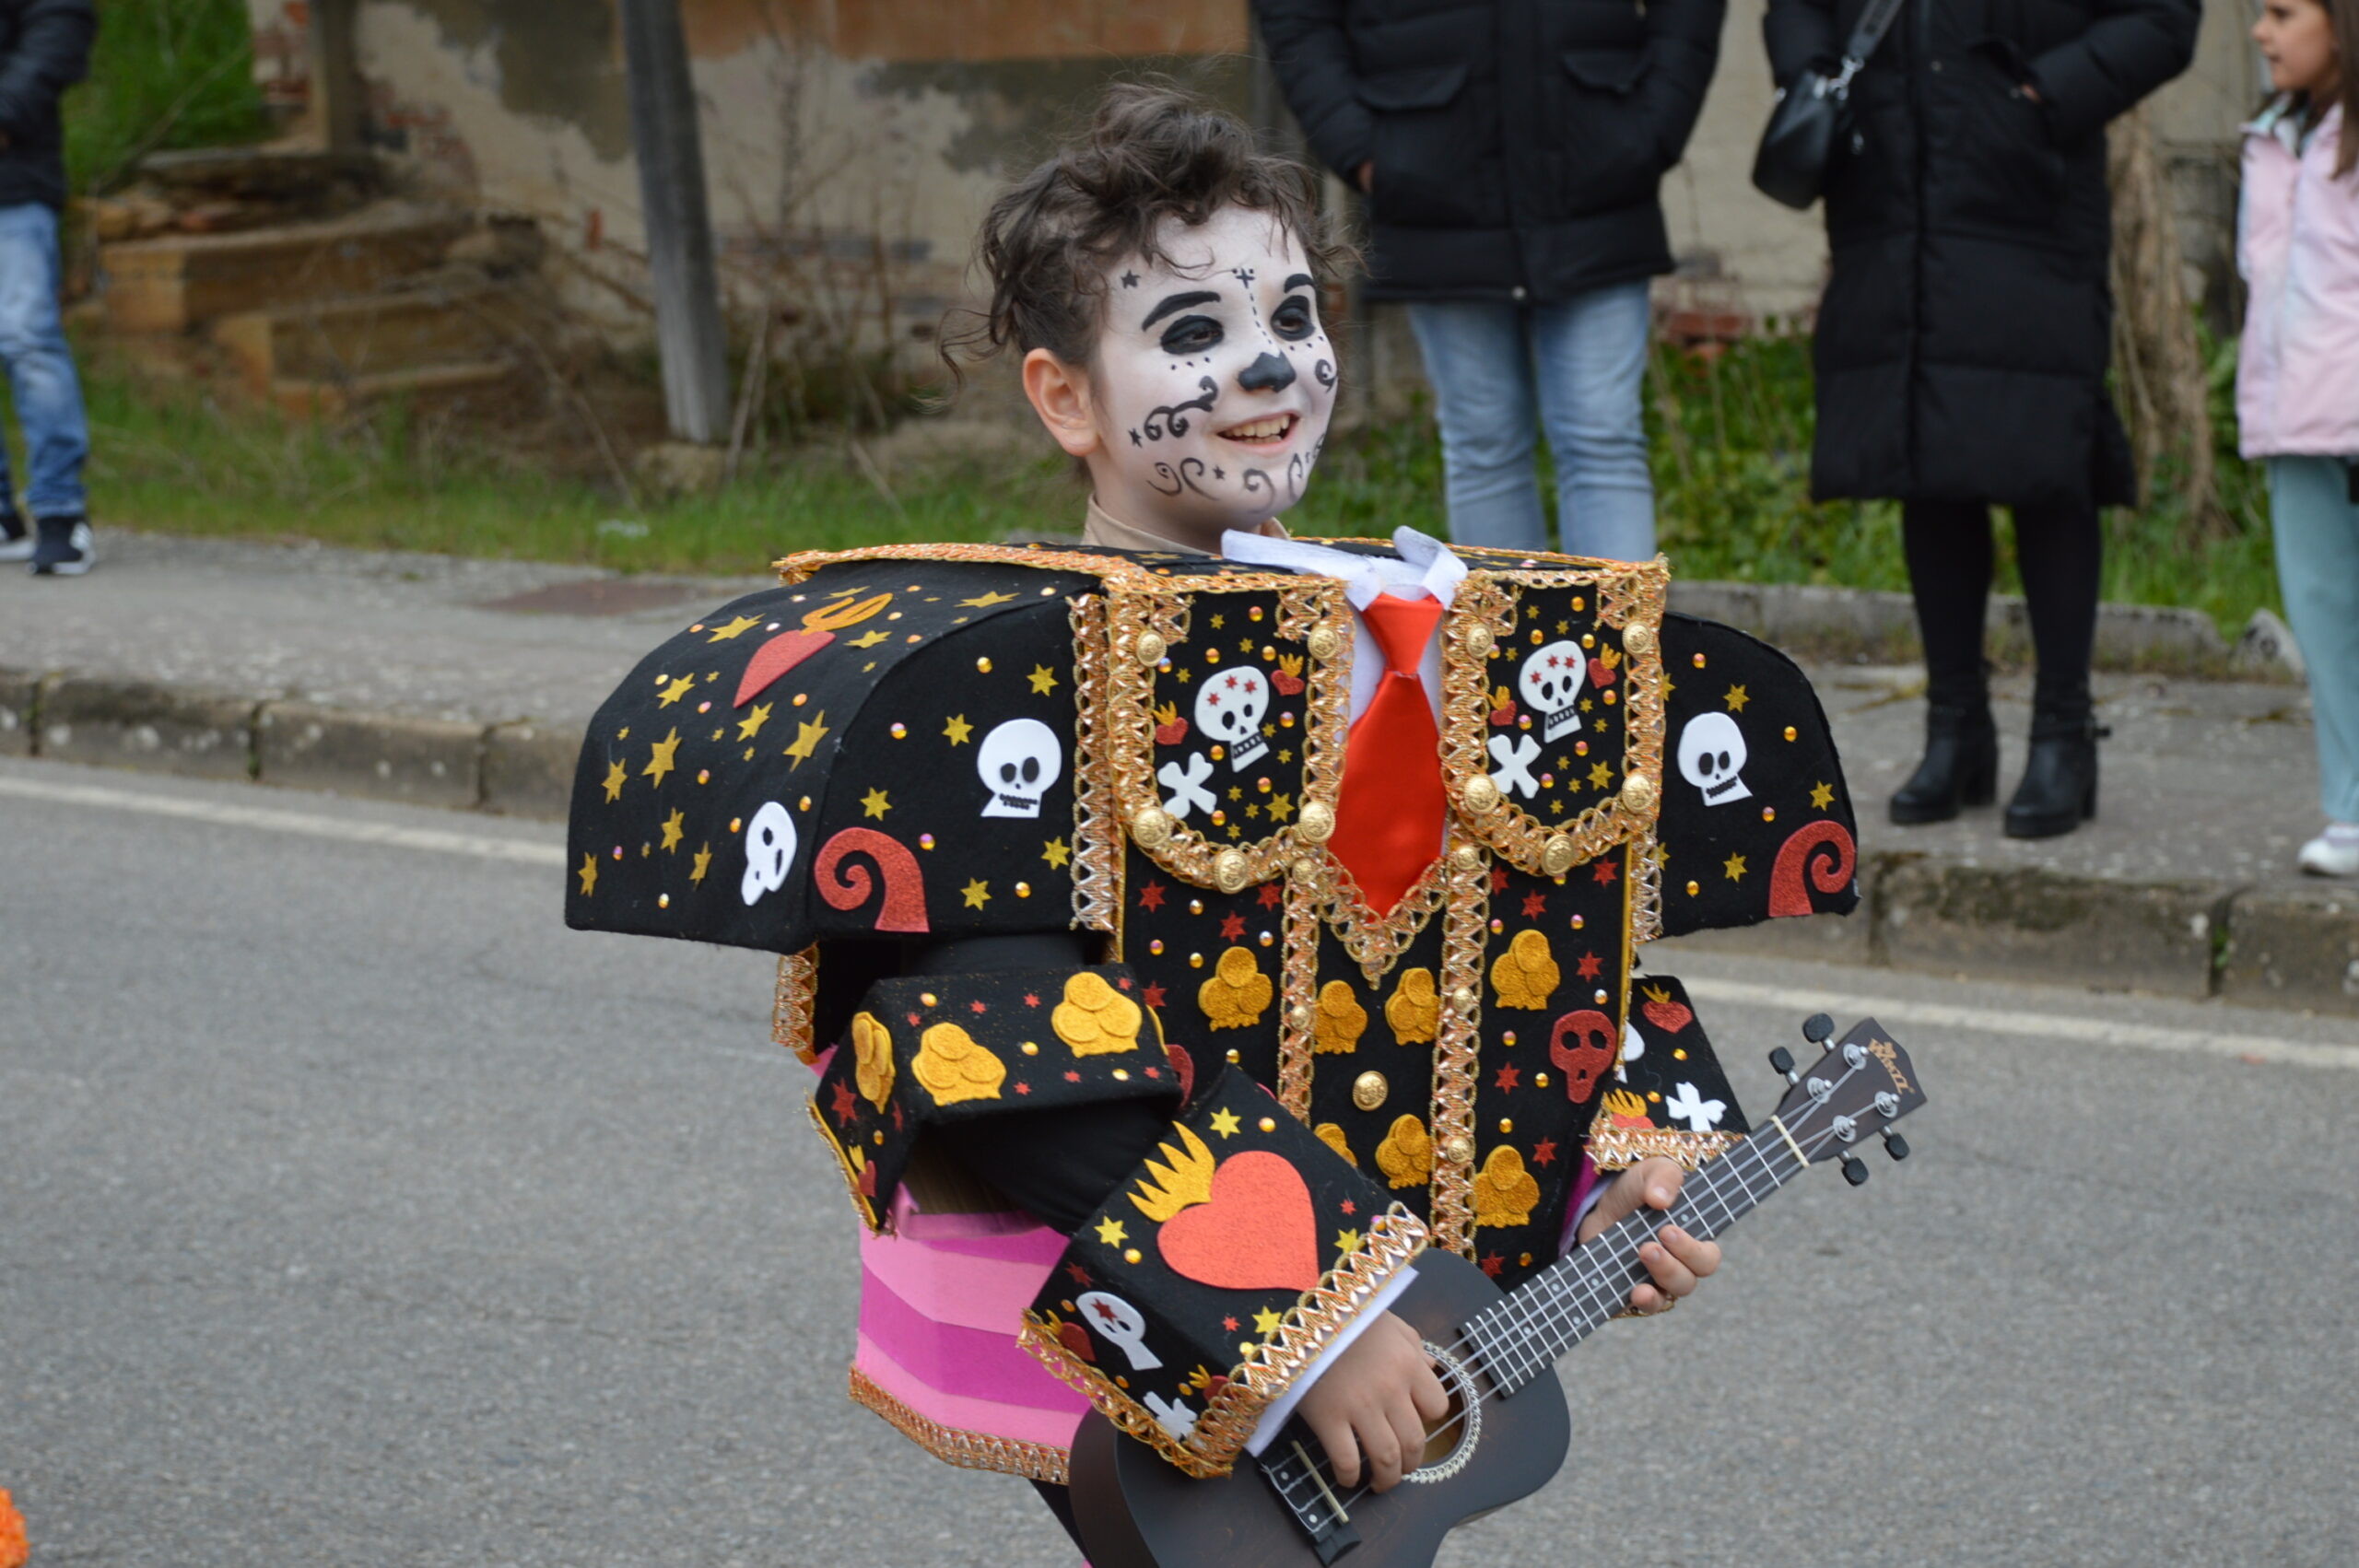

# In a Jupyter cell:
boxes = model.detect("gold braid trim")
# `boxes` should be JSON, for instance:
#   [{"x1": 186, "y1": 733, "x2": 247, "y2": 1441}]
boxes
[
  {"x1": 772, "y1": 946, "x2": 820, "y2": 1063},
  {"x1": 1068, "y1": 592, "x2": 1121, "y2": 934},
  {"x1": 1018, "y1": 1206, "x2": 1427, "y2": 1480},
  {"x1": 1585, "y1": 1124, "x2": 1744, "y2": 1173},
  {"x1": 772, "y1": 540, "x2": 1162, "y2": 587},
  {"x1": 1438, "y1": 562, "x2": 1671, "y2": 876},
  {"x1": 804, "y1": 1099, "x2": 885, "y2": 1235},
  {"x1": 1427, "y1": 832, "x2": 1490, "y2": 1255},
  {"x1": 1297, "y1": 844, "x2": 1449, "y2": 987},
  {"x1": 847, "y1": 1366, "x2": 1073, "y2": 1484},
  {"x1": 1277, "y1": 858, "x2": 1322, "y2": 1119}
]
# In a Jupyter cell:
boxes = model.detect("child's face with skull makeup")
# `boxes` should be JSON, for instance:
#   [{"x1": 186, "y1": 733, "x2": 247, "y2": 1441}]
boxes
[{"x1": 1022, "y1": 206, "x2": 1338, "y2": 552}]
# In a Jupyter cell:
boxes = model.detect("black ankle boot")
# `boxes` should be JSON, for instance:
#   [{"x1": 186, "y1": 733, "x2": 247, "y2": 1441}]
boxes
[
  {"x1": 1889, "y1": 702, "x2": 1998, "y2": 825},
  {"x1": 2004, "y1": 706, "x2": 2105, "y2": 838}
]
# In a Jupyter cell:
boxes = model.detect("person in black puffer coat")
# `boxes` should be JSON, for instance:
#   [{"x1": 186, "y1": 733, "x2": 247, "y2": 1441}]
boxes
[
  {"x1": 0, "y1": 0, "x2": 96, "y2": 577},
  {"x1": 1765, "y1": 0, "x2": 2199, "y2": 838},
  {"x1": 1257, "y1": 0, "x2": 1724, "y2": 560}
]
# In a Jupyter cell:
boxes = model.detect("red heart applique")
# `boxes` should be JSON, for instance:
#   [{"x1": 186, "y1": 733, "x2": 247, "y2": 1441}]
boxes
[
  {"x1": 1588, "y1": 656, "x2": 1618, "y2": 688},
  {"x1": 1641, "y1": 994, "x2": 1694, "y2": 1034},
  {"x1": 1156, "y1": 1150, "x2": 1321, "y2": 1293}
]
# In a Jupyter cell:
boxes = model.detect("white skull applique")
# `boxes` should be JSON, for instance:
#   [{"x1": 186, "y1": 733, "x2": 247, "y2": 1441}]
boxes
[
  {"x1": 740, "y1": 800, "x2": 798, "y2": 907},
  {"x1": 1075, "y1": 1291, "x2": 1163, "y2": 1372},
  {"x1": 1520, "y1": 640, "x2": 1587, "y2": 742},
  {"x1": 1158, "y1": 751, "x2": 1217, "y2": 819},
  {"x1": 1487, "y1": 732, "x2": 1541, "y2": 800},
  {"x1": 1677, "y1": 711, "x2": 1752, "y2": 807},
  {"x1": 978, "y1": 718, "x2": 1063, "y2": 818},
  {"x1": 1194, "y1": 665, "x2": 1271, "y2": 771}
]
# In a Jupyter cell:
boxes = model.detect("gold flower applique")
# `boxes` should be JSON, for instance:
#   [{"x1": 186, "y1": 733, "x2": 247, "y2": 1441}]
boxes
[
  {"x1": 1312, "y1": 980, "x2": 1367, "y2": 1055},
  {"x1": 1490, "y1": 929, "x2": 1561, "y2": 1011},
  {"x1": 1199, "y1": 946, "x2": 1273, "y2": 1031},
  {"x1": 1473, "y1": 1144, "x2": 1541, "y2": 1227},
  {"x1": 1374, "y1": 1114, "x2": 1432, "y2": 1189},
  {"x1": 1314, "y1": 1122, "x2": 1356, "y2": 1166},
  {"x1": 910, "y1": 1022, "x2": 1005, "y2": 1106},
  {"x1": 1384, "y1": 967, "x2": 1439, "y2": 1044},
  {"x1": 851, "y1": 1011, "x2": 895, "y2": 1109},
  {"x1": 1053, "y1": 971, "x2": 1143, "y2": 1056}
]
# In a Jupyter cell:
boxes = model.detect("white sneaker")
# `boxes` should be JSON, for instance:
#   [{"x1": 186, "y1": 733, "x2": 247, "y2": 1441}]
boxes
[
  {"x1": 0, "y1": 515, "x2": 29, "y2": 563},
  {"x1": 29, "y1": 517, "x2": 93, "y2": 577},
  {"x1": 2297, "y1": 823, "x2": 2359, "y2": 878}
]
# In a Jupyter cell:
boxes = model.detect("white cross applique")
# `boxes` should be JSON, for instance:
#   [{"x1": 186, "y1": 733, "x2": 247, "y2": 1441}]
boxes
[
  {"x1": 1487, "y1": 733, "x2": 1542, "y2": 800},
  {"x1": 1663, "y1": 1081, "x2": 1726, "y2": 1132},
  {"x1": 1158, "y1": 752, "x2": 1217, "y2": 819}
]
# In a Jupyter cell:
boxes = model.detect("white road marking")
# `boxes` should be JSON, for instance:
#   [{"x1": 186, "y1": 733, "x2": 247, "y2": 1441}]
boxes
[
  {"x1": 1683, "y1": 977, "x2": 2359, "y2": 1072},
  {"x1": 0, "y1": 772, "x2": 566, "y2": 867}
]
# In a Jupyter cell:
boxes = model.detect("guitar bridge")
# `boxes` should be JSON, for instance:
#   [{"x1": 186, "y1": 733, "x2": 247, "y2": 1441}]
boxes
[{"x1": 1255, "y1": 1431, "x2": 1363, "y2": 1564}]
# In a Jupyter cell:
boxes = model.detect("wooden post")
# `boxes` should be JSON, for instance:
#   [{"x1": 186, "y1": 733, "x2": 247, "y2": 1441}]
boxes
[
  {"x1": 307, "y1": 0, "x2": 364, "y2": 155},
  {"x1": 618, "y1": 0, "x2": 732, "y2": 445}
]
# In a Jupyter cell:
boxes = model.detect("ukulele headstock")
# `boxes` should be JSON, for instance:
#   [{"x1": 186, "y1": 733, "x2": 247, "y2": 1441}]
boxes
[{"x1": 1765, "y1": 1015, "x2": 1925, "y2": 1180}]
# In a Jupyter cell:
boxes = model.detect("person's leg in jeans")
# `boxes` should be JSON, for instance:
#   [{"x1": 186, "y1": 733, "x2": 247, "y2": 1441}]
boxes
[
  {"x1": 1405, "y1": 299, "x2": 1546, "y2": 551},
  {"x1": 1889, "y1": 498, "x2": 2000, "y2": 822},
  {"x1": 0, "y1": 203, "x2": 93, "y2": 572},
  {"x1": 1529, "y1": 280, "x2": 1655, "y2": 561},
  {"x1": 2002, "y1": 496, "x2": 2105, "y2": 837},
  {"x1": 2269, "y1": 455, "x2": 2359, "y2": 871}
]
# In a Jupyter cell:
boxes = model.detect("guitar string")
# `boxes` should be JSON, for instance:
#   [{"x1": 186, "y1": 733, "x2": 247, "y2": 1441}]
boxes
[{"x1": 1280, "y1": 1069, "x2": 1875, "y2": 1522}]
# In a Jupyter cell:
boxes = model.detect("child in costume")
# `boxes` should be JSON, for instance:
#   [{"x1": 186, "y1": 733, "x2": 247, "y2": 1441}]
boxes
[{"x1": 566, "y1": 85, "x2": 1862, "y2": 1551}]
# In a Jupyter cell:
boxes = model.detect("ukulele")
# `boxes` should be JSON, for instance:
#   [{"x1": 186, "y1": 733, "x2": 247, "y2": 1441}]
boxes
[{"x1": 1069, "y1": 1014, "x2": 1927, "y2": 1568}]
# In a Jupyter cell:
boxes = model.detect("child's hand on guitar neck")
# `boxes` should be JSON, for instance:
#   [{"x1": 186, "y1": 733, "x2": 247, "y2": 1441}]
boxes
[
  {"x1": 1575, "y1": 1155, "x2": 1722, "y2": 1314},
  {"x1": 1296, "y1": 1311, "x2": 1451, "y2": 1492}
]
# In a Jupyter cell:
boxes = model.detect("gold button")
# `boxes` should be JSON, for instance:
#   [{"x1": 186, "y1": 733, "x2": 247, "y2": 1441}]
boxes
[
  {"x1": 1297, "y1": 800, "x2": 1336, "y2": 843},
  {"x1": 1307, "y1": 626, "x2": 1342, "y2": 661},
  {"x1": 1287, "y1": 1004, "x2": 1314, "y2": 1031},
  {"x1": 1541, "y1": 835, "x2": 1576, "y2": 876},
  {"x1": 1449, "y1": 987, "x2": 1476, "y2": 1012},
  {"x1": 1463, "y1": 624, "x2": 1495, "y2": 658},
  {"x1": 1214, "y1": 849, "x2": 1252, "y2": 893},
  {"x1": 1441, "y1": 1136, "x2": 1474, "y2": 1164},
  {"x1": 1622, "y1": 622, "x2": 1655, "y2": 657},
  {"x1": 1352, "y1": 1071, "x2": 1387, "y2": 1111},
  {"x1": 1291, "y1": 855, "x2": 1322, "y2": 882},
  {"x1": 1461, "y1": 775, "x2": 1502, "y2": 814},
  {"x1": 1619, "y1": 772, "x2": 1657, "y2": 812},
  {"x1": 1131, "y1": 805, "x2": 1174, "y2": 848},
  {"x1": 1450, "y1": 843, "x2": 1484, "y2": 872},
  {"x1": 1135, "y1": 631, "x2": 1168, "y2": 666}
]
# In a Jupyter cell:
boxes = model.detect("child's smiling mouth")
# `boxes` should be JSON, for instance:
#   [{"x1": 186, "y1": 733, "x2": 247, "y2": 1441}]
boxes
[{"x1": 1215, "y1": 413, "x2": 1298, "y2": 451}]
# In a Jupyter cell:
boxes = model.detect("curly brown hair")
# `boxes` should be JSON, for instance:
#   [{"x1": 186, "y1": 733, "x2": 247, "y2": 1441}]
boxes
[{"x1": 941, "y1": 81, "x2": 1354, "y2": 380}]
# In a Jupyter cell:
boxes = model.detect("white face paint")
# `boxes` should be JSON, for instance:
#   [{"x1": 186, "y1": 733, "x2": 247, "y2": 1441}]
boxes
[
  {"x1": 740, "y1": 800, "x2": 797, "y2": 907},
  {"x1": 977, "y1": 717, "x2": 1063, "y2": 818},
  {"x1": 1677, "y1": 711, "x2": 1753, "y2": 806},
  {"x1": 1086, "y1": 207, "x2": 1339, "y2": 540}
]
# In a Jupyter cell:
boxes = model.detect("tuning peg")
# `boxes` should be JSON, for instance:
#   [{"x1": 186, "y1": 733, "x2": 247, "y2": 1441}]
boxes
[
  {"x1": 1841, "y1": 1155, "x2": 1870, "y2": 1187},
  {"x1": 1802, "y1": 1013, "x2": 1835, "y2": 1044},
  {"x1": 1883, "y1": 1131, "x2": 1910, "y2": 1162},
  {"x1": 1767, "y1": 1046, "x2": 1798, "y2": 1082}
]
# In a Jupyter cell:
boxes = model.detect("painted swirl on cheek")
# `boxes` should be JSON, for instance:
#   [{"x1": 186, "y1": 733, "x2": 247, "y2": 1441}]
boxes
[
  {"x1": 1151, "y1": 457, "x2": 1211, "y2": 497},
  {"x1": 1142, "y1": 376, "x2": 1219, "y2": 441},
  {"x1": 1314, "y1": 358, "x2": 1336, "y2": 390}
]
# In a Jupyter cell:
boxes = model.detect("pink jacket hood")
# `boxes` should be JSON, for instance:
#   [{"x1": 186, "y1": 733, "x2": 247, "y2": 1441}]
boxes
[{"x1": 2238, "y1": 99, "x2": 2359, "y2": 458}]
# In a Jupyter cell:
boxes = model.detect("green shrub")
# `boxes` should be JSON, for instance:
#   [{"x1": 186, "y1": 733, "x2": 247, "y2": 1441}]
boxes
[{"x1": 65, "y1": 0, "x2": 269, "y2": 195}]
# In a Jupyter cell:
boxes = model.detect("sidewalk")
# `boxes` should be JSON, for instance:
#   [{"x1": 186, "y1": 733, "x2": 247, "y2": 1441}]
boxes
[{"x1": 1, "y1": 531, "x2": 2350, "y2": 1015}]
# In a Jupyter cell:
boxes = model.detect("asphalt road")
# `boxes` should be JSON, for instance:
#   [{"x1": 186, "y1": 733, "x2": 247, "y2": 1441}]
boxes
[{"x1": 3, "y1": 755, "x2": 2353, "y2": 1568}]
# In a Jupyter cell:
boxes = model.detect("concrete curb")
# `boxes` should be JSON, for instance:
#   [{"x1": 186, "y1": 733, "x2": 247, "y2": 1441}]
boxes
[{"x1": 5, "y1": 664, "x2": 2352, "y2": 1017}]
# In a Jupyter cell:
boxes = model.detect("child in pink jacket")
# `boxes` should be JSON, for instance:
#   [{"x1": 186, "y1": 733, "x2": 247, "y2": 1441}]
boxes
[{"x1": 2239, "y1": 0, "x2": 2359, "y2": 876}]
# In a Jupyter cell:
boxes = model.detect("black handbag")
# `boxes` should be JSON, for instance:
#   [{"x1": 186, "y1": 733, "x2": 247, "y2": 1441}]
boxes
[{"x1": 1752, "y1": 0, "x2": 1907, "y2": 210}]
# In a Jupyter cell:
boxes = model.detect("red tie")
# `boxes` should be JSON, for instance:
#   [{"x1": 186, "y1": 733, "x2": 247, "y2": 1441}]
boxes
[{"x1": 1328, "y1": 592, "x2": 1447, "y2": 912}]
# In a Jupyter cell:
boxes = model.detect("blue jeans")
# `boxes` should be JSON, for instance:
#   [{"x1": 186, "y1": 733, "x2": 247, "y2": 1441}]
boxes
[
  {"x1": 1406, "y1": 282, "x2": 1654, "y2": 559},
  {"x1": 2270, "y1": 456, "x2": 2359, "y2": 822},
  {"x1": 0, "y1": 203, "x2": 88, "y2": 520}
]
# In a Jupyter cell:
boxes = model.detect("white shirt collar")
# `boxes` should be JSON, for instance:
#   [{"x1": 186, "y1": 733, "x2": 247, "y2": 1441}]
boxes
[{"x1": 1217, "y1": 526, "x2": 1467, "y2": 611}]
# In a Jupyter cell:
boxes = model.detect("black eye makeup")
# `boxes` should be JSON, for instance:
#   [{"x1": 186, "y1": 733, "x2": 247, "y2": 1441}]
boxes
[
  {"x1": 1158, "y1": 314, "x2": 1225, "y2": 356},
  {"x1": 1271, "y1": 294, "x2": 1318, "y2": 342}
]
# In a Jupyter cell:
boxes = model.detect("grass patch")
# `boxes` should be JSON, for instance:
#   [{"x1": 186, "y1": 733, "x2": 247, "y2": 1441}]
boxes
[{"x1": 65, "y1": 0, "x2": 269, "y2": 194}]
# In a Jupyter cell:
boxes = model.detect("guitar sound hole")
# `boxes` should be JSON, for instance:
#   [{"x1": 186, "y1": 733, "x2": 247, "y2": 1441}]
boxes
[{"x1": 1407, "y1": 1340, "x2": 1481, "y2": 1483}]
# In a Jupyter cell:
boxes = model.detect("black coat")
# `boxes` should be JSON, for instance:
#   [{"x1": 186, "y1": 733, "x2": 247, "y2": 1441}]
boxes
[
  {"x1": 1257, "y1": 0, "x2": 1724, "y2": 303},
  {"x1": 1766, "y1": 0, "x2": 2198, "y2": 509},
  {"x1": 0, "y1": 0, "x2": 93, "y2": 212}
]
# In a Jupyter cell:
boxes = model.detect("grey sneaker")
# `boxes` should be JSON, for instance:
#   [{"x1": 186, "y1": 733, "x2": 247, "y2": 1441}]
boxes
[
  {"x1": 0, "y1": 513, "x2": 29, "y2": 563},
  {"x1": 29, "y1": 516, "x2": 93, "y2": 576}
]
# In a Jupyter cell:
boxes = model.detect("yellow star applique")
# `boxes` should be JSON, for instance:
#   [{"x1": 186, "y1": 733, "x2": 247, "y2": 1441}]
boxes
[
  {"x1": 690, "y1": 843, "x2": 712, "y2": 883},
  {"x1": 847, "y1": 628, "x2": 889, "y2": 649},
  {"x1": 1252, "y1": 1307, "x2": 1285, "y2": 1337},
  {"x1": 707, "y1": 614, "x2": 762, "y2": 641},
  {"x1": 656, "y1": 674, "x2": 696, "y2": 707},
  {"x1": 1239, "y1": 637, "x2": 1256, "y2": 654},
  {"x1": 962, "y1": 879, "x2": 991, "y2": 909},
  {"x1": 1027, "y1": 664, "x2": 1060, "y2": 696},
  {"x1": 1723, "y1": 853, "x2": 1748, "y2": 882},
  {"x1": 959, "y1": 591, "x2": 1016, "y2": 608},
  {"x1": 577, "y1": 852, "x2": 599, "y2": 895},
  {"x1": 1209, "y1": 614, "x2": 1226, "y2": 629},
  {"x1": 659, "y1": 808, "x2": 686, "y2": 852},
  {"x1": 1810, "y1": 780, "x2": 1836, "y2": 811},
  {"x1": 1725, "y1": 684, "x2": 1751, "y2": 713},
  {"x1": 1589, "y1": 761, "x2": 1613, "y2": 789},
  {"x1": 1208, "y1": 1107, "x2": 1242, "y2": 1139},
  {"x1": 1095, "y1": 1216, "x2": 1127, "y2": 1247},
  {"x1": 861, "y1": 788, "x2": 891, "y2": 820},
  {"x1": 1334, "y1": 1228, "x2": 1363, "y2": 1255},
  {"x1": 783, "y1": 712, "x2": 829, "y2": 768},
  {"x1": 1265, "y1": 792, "x2": 1295, "y2": 824},
  {"x1": 643, "y1": 728, "x2": 682, "y2": 787},
  {"x1": 735, "y1": 703, "x2": 772, "y2": 741},
  {"x1": 601, "y1": 759, "x2": 627, "y2": 802},
  {"x1": 1041, "y1": 837, "x2": 1072, "y2": 870},
  {"x1": 1173, "y1": 667, "x2": 1192, "y2": 684},
  {"x1": 943, "y1": 714, "x2": 974, "y2": 744}
]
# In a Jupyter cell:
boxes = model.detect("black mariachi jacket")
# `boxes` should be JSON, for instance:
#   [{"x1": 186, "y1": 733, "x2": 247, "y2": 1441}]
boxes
[{"x1": 565, "y1": 539, "x2": 1860, "y2": 1478}]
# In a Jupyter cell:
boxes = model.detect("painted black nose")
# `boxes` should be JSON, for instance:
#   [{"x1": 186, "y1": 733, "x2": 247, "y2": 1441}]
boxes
[{"x1": 1238, "y1": 352, "x2": 1297, "y2": 392}]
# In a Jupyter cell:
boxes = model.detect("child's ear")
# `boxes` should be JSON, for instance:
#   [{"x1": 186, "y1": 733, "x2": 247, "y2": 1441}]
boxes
[{"x1": 1022, "y1": 347, "x2": 1101, "y2": 459}]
